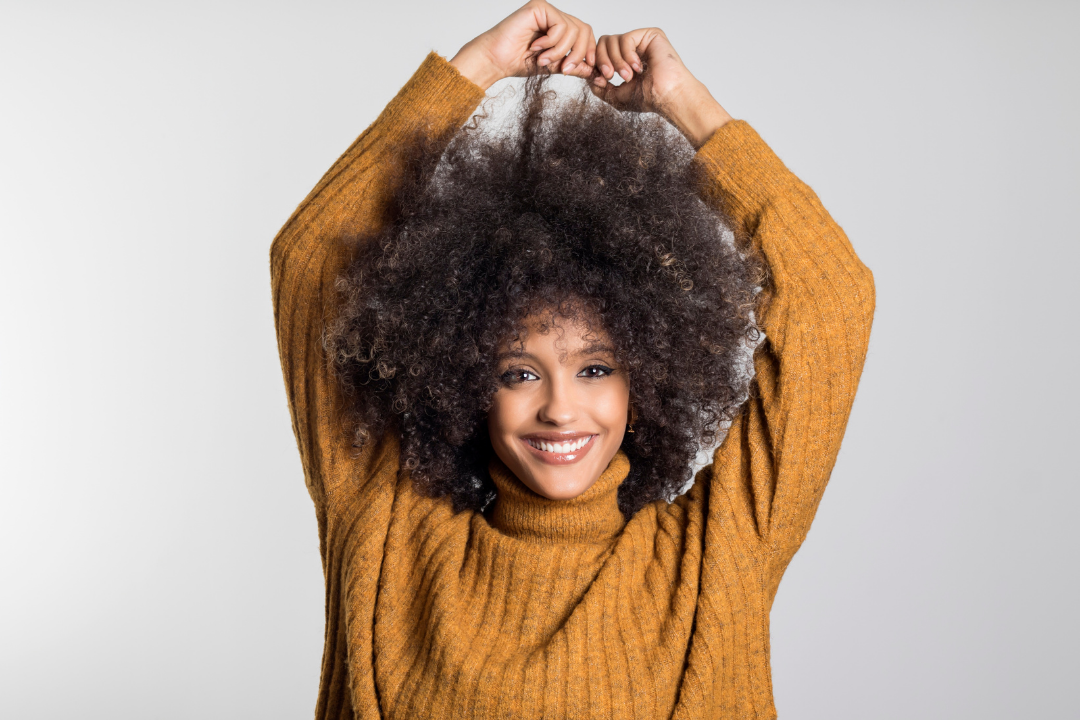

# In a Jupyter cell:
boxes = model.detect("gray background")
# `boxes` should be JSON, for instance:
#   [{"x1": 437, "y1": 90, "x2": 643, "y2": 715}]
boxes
[{"x1": 1, "y1": 0, "x2": 1076, "y2": 717}]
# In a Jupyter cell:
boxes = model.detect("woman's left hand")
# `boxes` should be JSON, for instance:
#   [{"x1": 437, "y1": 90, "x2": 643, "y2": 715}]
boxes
[{"x1": 591, "y1": 28, "x2": 733, "y2": 148}]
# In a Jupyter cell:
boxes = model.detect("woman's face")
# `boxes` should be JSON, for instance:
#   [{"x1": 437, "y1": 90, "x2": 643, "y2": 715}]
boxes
[{"x1": 488, "y1": 310, "x2": 630, "y2": 501}]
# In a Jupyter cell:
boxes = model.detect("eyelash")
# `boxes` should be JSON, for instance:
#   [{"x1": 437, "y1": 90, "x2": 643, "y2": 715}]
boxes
[
  {"x1": 500, "y1": 365, "x2": 615, "y2": 384},
  {"x1": 579, "y1": 365, "x2": 615, "y2": 379}
]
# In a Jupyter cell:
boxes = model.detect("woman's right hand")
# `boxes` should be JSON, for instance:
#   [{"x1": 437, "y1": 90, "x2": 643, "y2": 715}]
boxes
[{"x1": 450, "y1": 0, "x2": 596, "y2": 90}]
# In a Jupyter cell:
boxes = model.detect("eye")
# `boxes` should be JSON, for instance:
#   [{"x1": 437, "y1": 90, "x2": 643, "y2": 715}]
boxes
[
  {"x1": 578, "y1": 364, "x2": 615, "y2": 379},
  {"x1": 500, "y1": 367, "x2": 539, "y2": 385}
]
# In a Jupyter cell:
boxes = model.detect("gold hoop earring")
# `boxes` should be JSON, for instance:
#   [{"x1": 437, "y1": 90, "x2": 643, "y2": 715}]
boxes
[{"x1": 627, "y1": 404, "x2": 637, "y2": 433}]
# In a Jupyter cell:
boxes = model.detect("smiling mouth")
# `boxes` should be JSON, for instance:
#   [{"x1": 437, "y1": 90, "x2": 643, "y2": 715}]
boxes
[
  {"x1": 526, "y1": 436, "x2": 593, "y2": 454},
  {"x1": 520, "y1": 434, "x2": 598, "y2": 465}
]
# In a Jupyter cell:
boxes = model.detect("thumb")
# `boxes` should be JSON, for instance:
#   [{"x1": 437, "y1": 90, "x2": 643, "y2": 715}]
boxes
[{"x1": 591, "y1": 77, "x2": 643, "y2": 111}]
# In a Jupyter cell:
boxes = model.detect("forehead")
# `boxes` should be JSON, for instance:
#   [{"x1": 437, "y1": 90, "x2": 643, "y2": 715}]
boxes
[{"x1": 502, "y1": 307, "x2": 614, "y2": 359}]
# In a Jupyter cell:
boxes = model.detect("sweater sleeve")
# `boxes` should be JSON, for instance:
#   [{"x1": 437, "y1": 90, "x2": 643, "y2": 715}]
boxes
[
  {"x1": 270, "y1": 53, "x2": 486, "y2": 515},
  {"x1": 693, "y1": 121, "x2": 876, "y2": 584}
]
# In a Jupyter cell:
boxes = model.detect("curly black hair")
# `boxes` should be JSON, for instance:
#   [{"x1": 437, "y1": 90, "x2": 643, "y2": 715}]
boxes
[{"x1": 324, "y1": 73, "x2": 765, "y2": 518}]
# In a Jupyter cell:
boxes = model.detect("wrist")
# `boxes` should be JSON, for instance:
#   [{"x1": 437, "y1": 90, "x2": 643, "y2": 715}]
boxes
[
  {"x1": 450, "y1": 40, "x2": 502, "y2": 91},
  {"x1": 663, "y1": 79, "x2": 733, "y2": 149}
]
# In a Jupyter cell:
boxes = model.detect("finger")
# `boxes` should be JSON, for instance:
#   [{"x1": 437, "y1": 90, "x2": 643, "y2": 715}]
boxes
[
  {"x1": 530, "y1": 16, "x2": 567, "y2": 66},
  {"x1": 595, "y1": 35, "x2": 615, "y2": 81},
  {"x1": 619, "y1": 33, "x2": 643, "y2": 74},
  {"x1": 543, "y1": 21, "x2": 579, "y2": 71},
  {"x1": 591, "y1": 77, "x2": 635, "y2": 110},
  {"x1": 532, "y1": 10, "x2": 570, "y2": 67},
  {"x1": 561, "y1": 20, "x2": 594, "y2": 76},
  {"x1": 605, "y1": 34, "x2": 633, "y2": 82},
  {"x1": 528, "y1": 28, "x2": 552, "y2": 52}
]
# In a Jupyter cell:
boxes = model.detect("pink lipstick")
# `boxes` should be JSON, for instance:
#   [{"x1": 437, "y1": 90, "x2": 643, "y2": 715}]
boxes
[{"x1": 519, "y1": 432, "x2": 598, "y2": 466}]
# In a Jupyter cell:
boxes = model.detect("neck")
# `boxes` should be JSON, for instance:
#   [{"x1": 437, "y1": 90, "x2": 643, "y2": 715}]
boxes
[{"x1": 487, "y1": 451, "x2": 630, "y2": 545}]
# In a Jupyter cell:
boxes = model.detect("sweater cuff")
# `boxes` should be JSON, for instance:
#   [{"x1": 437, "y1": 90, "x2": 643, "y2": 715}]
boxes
[
  {"x1": 379, "y1": 51, "x2": 488, "y2": 145},
  {"x1": 692, "y1": 120, "x2": 798, "y2": 228}
]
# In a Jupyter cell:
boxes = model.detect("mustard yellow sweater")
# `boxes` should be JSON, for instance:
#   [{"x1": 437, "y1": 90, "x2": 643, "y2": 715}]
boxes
[{"x1": 271, "y1": 52, "x2": 875, "y2": 720}]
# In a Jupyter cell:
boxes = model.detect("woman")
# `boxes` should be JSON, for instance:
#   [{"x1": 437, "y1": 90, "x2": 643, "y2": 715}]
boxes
[{"x1": 270, "y1": 2, "x2": 875, "y2": 717}]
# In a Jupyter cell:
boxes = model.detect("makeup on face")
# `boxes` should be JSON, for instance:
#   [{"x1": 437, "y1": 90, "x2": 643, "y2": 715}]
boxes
[
  {"x1": 487, "y1": 310, "x2": 630, "y2": 501},
  {"x1": 520, "y1": 431, "x2": 598, "y2": 465}
]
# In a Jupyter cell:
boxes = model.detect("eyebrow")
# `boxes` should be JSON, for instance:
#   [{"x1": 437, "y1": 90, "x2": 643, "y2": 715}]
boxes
[{"x1": 497, "y1": 343, "x2": 616, "y2": 361}]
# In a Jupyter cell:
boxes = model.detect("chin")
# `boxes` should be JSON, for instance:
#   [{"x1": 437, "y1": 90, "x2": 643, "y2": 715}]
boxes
[{"x1": 522, "y1": 463, "x2": 603, "y2": 501}]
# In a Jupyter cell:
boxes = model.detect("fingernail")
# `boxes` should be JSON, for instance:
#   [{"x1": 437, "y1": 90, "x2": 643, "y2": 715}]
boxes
[
  {"x1": 538, "y1": 58, "x2": 550, "y2": 66},
  {"x1": 633, "y1": 62, "x2": 642, "y2": 72},
  {"x1": 620, "y1": 68, "x2": 632, "y2": 81},
  {"x1": 592, "y1": 76, "x2": 605, "y2": 86},
  {"x1": 563, "y1": 62, "x2": 575, "y2": 71},
  {"x1": 601, "y1": 64, "x2": 612, "y2": 78}
]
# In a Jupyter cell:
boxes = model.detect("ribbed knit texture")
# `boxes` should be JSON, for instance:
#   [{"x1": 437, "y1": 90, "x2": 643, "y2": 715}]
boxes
[{"x1": 270, "y1": 52, "x2": 875, "y2": 720}]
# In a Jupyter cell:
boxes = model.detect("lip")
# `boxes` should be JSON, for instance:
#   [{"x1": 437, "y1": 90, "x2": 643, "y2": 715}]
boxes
[
  {"x1": 519, "y1": 433, "x2": 598, "y2": 466},
  {"x1": 522, "y1": 431, "x2": 596, "y2": 442}
]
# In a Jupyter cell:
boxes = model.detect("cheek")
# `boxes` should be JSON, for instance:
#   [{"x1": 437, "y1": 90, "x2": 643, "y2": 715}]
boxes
[
  {"x1": 487, "y1": 389, "x2": 521, "y2": 440},
  {"x1": 592, "y1": 381, "x2": 631, "y2": 431}
]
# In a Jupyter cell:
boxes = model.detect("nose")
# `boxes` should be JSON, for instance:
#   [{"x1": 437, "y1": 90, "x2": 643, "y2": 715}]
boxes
[{"x1": 537, "y1": 374, "x2": 579, "y2": 426}]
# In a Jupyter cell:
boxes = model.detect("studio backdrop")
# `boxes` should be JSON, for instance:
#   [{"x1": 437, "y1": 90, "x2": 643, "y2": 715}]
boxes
[{"x1": 1, "y1": 1, "x2": 1076, "y2": 718}]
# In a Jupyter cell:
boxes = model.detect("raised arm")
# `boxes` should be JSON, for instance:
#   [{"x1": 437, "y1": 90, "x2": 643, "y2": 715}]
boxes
[
  {"x1": 695, "y1": 122, "x2": 875, "y2": 578},
  {"x1": 593, "y1": 29, "x2": 876, "y2": 581},
  {"x1": 271, "y1": 0, "x2": 599, "y2": 518},
  {"x1": 270, "y1": 56, "x2": 485, "y2": 514}
]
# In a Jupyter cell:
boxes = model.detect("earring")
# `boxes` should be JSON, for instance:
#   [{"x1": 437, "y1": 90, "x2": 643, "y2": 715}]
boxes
[{"x1": 627, "y1": 404, "x2": 637, "y2": 433}]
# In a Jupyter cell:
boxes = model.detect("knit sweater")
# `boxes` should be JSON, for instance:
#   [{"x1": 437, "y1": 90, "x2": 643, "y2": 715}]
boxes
[{"x1": 270, "y1": 52, "x2": 875, "y2": 720}]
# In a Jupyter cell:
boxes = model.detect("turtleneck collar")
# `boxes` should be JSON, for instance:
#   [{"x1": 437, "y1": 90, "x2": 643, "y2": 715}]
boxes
[{"x1": 487, "y1": 450, "x2": 630, "y2": 545}]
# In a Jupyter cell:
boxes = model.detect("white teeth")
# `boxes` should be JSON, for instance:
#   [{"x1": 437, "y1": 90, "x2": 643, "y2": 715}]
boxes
[{"x1": 528, "y1": 436, "x2": 592, "y2": 453}]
